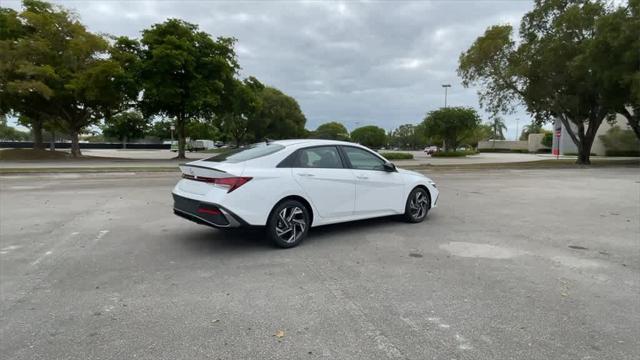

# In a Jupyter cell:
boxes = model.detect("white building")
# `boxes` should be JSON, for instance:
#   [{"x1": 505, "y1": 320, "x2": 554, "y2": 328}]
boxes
[{"x1": 553, "y1": 114, "x2": 636, "y2": 156}]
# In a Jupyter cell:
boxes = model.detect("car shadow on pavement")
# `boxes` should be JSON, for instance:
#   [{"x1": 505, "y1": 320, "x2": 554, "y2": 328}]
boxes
[
  {"x1": 176, "y1": 214, "x2": 436, "y2": 252},
  {"x1": 309, "y1": 216, "x2": 409, "y2": 240},
  {"x1": 177, "y1": 227, "x2": 272, "y2": 253}
]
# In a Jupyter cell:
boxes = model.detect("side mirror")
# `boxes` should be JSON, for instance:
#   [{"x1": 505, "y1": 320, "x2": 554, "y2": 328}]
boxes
[{"x1": 383, "y1": 162, "x2": 396, "y2": 172}]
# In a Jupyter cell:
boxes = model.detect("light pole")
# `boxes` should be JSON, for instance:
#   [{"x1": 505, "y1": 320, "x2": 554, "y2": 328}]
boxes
[
  {"x1": 441, "y1": 84, "x2": 451, "y2": 108},
  {"x1": 515, "y1": 118, "x2": 519, "y2": 141}
]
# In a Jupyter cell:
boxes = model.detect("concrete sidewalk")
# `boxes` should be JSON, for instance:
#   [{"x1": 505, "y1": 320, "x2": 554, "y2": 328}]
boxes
[
  {"x1": 0, "y1": 151, "x2": 547, "y2": 169},
  {"x1": 1, "y1": 150, "x2": 637, "y2": 172}
]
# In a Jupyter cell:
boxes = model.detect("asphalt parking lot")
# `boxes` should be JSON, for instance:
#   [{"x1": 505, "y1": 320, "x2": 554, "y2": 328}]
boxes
[{"x1": 1, "y1": 167, "x2": 638, "y2": 359}]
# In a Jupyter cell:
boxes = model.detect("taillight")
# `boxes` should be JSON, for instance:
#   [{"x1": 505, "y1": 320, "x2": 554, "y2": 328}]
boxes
[
  {"x1": 213, "y1": 177, "x2": 252, "y2": 192},
  {"x1": 182, "y1": 174, "x2": 252, "y2": 193},
  {"x1": 197, "y1": 207, "x2": 222, "y2": 215}
]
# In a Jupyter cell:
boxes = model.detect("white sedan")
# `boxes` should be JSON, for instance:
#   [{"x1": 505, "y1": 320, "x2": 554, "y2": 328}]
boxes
[{"x1": 172, "y1": 139, "x2": 439, "y2": 248}]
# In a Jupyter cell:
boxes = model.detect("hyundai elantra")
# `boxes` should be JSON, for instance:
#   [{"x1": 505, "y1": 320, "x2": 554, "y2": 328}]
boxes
[{"x1": 172, "y1": 139, "x2": 438, "y2": 247}]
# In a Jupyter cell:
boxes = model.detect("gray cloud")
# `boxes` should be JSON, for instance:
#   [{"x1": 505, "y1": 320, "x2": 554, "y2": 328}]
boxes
[{"x1": 5, "y1": 0, "x2": 536, "y2": 138}]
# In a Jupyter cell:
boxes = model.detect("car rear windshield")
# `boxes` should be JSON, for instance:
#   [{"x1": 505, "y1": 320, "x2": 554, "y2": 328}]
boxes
[{"x1": 204, "y1": 143, "x2": 285, "y2": 163}]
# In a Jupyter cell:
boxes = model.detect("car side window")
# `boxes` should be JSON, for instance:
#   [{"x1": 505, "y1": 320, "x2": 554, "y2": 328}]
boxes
[
  {"x1": 297, "y1": 146, "x2": 344, "y2": 169},
  {"x1": 342, "y1": 146, "x2": 385, "y2": 171}
]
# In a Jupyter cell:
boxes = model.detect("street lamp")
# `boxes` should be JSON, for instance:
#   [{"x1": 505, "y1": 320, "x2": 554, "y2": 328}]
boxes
[{"x1": 441, "y1": 84, "x2": 451, "y2": 108}]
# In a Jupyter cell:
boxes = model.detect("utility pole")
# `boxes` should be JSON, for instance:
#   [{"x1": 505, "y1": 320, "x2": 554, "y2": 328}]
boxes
[{"x1": 441, "y1": 84, "x2": 451, "y2": 108}]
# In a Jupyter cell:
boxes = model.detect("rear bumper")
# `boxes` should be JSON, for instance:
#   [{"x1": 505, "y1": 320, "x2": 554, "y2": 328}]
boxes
[{"x1": 172, "y1": 193, "x2": 248, "y2": 229}]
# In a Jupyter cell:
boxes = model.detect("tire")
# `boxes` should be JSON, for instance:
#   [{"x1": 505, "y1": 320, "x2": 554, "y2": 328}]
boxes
[
  {"x1": 403, "y1": 187, "x2": 430, "y2": 223},
  {"x1": 267, "y1": 200, "x2": 310, "y2": 248}
]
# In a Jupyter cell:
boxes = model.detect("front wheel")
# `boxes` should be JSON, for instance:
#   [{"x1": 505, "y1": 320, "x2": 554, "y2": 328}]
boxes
[
  {"x1": 403, "y1": 187, "x2": 430, "y2": 223},
  {"x1": 267, "y1": 200, "x2": 310, "y2": 248}
]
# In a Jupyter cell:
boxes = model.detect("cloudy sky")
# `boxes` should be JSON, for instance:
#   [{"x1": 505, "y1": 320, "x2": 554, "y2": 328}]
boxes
[{"x1": 6, "y1": 0, "x2": 537, "y2": 138}]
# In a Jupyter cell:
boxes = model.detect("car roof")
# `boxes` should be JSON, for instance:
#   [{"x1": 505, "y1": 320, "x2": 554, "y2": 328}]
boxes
[{"x1": 272, "y1": 139, "x2": 358, "y2": 147}]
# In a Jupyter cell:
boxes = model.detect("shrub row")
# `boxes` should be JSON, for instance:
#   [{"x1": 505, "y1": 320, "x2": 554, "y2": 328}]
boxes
[
  {"x1": 479, "y1": 148, "x2": 530, "y2": 153},
  {"x1": 380, "y1": 152, "x2": 414, "y2": 160},
  {"x1": 432, "y1": 150, "x2": 478, "y2": 157}
]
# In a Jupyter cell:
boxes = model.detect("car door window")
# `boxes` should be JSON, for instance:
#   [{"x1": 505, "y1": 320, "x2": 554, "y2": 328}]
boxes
[
  {"x1": 297, "y1": 146, "x2": 343, "y2": 169},
  {"x1": 342, "y1": 147, "x2": 385, "y2": 171}
]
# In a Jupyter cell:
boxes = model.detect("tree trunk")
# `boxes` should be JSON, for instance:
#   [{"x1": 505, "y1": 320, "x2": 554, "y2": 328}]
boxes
[
  {"x1": 620, "y1": 107, "x2": 640, "y2": 140},
  {"x1": 70, "y1": 131, "x2": 82, "y2": 158},
  {"x1": 569, "y1": 114, "x2": 603, "y2": 165},
  {"x1": 49, "y1": 131, "x2": 55, "y2": 151},
  {"x1": 122, "y1": 135, "x2": 127, "y2": 149},
  {"x1": 32, "y1": 119, "x2": 45, "y2": 150},
  {"x1": 177, "y1": 115, "x2": 186, "y2": 159},
  {"x1": 577, "y1": 141, "x2": 592, "y2": 165}
]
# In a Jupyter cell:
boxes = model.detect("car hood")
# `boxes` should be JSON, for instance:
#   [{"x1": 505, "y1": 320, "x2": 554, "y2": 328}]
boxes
[{"x1": 397, "y1": 168, "x2": 425, "y2": 178}]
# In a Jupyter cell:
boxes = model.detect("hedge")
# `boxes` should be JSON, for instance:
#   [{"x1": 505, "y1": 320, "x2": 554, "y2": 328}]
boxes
[
  {"x1": 479, "y1": 148, "x2": 529, "y2": 153},
  {"x1": 380, "y1": 152, "x2": 414, "y2": 160},
  {"x1": 432, "y1": 150, "x2": 478, "y2": 157}
]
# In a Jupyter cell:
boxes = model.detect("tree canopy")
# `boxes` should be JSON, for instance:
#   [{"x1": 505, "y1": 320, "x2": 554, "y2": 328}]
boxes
[
  {"x1": 102, "y1": 111, "x2": 150, "y2": 147},
  {"x1": 312, "y1": 122, "x2": 350, "y2": 141},
  {"x1": 388, "y1": 124, "x2": 427, "y2": 150},
  {"x1": 459, "y1": 0, "x2": 634, "y2": 164},
  {"x1": 422, "y1": 107, "x2": 481, "y2": 151},
  {"x1": 0, "y1": 0, "x2": 134, "y2": 156},
  {"x1": 350, "y1": 125, "x2": 387, "y2": 149},
  {"x1": 138, "y1": 18, "x2": 238, "y2": 158}
]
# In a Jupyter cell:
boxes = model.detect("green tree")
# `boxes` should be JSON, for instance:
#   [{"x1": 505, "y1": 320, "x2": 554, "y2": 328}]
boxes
[
  {"x1": 459, "y1": 0, "x2": 618, "y2": 164},
  {"x1": 350, "y1": 125, "x2": 387, "y2": 149},
  {"x1": 520, "y1": 122, "x2": 544, "y2": 140},
  {"x1": 138, "y1": 19, "x2": 238, "y2": 158},
  {"x1": 312, "y1": 121, "x2": 349, "y2": 140},
  {"x1": 541, "y1": 131, "x2": 553, "y2": 148},
  {"x1": 219, "y1": 78, "x2": 262, "y2": 147},
  {"x1": 589, "y1": 0, "x2": 640, "y2": 140},
  {"x1": 1, "y1": 1, "x2": 130, "y2": 157},
  {"x1": 187, "y1": 119, "x2": 221, "y2": 141},
  {"x1": 489, "y1": 116, "x2": 507, "y2": 140},
  {"x1": 389, "y1": 124, "x2": 427, "y2": 149},
  {"x1": 102, "y1": 111, "x2": 150, "y2": 148},
  {"x1": 466, "y1": 123, "x2": 493, "y2": 148},
  {"x1": 0, "y1": 5, "x2": 51, "y2": 149},
  {"x1": 255, "y1": 87, "x2": 307, "y2": 140},
  {"x1": 422, "y1": 107, "x2": 481, "y2": 151},
  {"x1": 147, "y1": 119, "x2": 173, "y2": 141},
  {"x1": 0, "y1": 115, "x2": 30, "y2": 140}
]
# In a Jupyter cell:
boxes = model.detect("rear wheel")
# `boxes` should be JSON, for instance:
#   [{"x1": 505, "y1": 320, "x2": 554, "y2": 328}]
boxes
[
  {"x1": 404, "y1": 187, "x2": 430, "y2": 223},
  {"x1": 267, "y1": 200, "x2": 310, "y2": 248}
]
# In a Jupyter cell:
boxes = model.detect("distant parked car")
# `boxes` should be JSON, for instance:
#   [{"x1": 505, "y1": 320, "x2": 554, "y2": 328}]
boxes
[
  {"x1": 170, "y1": 141, "x2": 194, "y2": 152},
  {"x1": 424, "y1": 146, "x2": 438, "y2": 155}
]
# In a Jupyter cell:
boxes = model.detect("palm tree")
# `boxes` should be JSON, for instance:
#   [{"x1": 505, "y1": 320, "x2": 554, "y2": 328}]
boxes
[
  {"x1": 520, "y1": 122, "x2": 543, "y2": 140},
  {"x1": 490, "y1": 116, "x2": 507, "y2": 140}
]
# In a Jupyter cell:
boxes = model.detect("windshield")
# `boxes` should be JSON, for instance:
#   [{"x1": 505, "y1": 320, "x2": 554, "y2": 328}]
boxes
[{"x1": 204, "y1": 143, "x2": 285, "y2": 163}]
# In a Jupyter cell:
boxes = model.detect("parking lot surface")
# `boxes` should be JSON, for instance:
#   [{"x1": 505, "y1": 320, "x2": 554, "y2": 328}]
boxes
[{"x1": 1, "y1": 167, "x2": 638, "y2": 359}]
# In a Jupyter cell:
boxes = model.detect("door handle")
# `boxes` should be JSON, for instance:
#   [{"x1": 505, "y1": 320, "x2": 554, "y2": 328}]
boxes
[
  {"x1": 356, "y1": 176, "x2": 369, "y2": 180},
  {"x1": 297, "y1": 173, "x2": 315, "y2": 177}
]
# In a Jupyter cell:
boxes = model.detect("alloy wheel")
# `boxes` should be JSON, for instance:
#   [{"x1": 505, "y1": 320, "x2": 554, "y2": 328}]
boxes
[
  {"x1": 409, "y1": 190, "x2": 429, "y2": 220},
  {"x1": 275, "y1": 206, "x2": 306, "y2": 244}
]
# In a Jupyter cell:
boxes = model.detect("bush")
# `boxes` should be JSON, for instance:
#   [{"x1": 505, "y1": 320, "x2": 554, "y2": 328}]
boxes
[
  {"x1": 599, "y1": 126, "x2": 640, "y2": 156},
  {"x1": 379, "y1": 152, "x2": 413, "y2": 160},
  {"x1": 541, "y1": 131, "x2": 553, "y2": 148},
  {"x1": 604, "y1": 150, "x2": 640, "y2": 156},
  {"x1": 432, "y1": 150, "x2": 478, "y2": 157},
  {"x1": 479, "y1": 148, "x2": 529, "y2": 153}
]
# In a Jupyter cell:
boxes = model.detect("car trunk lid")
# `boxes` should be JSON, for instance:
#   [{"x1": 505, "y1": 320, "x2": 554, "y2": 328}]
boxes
[{"x1": 178, "y1": 161, "x2": 249, "y2": 195}]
